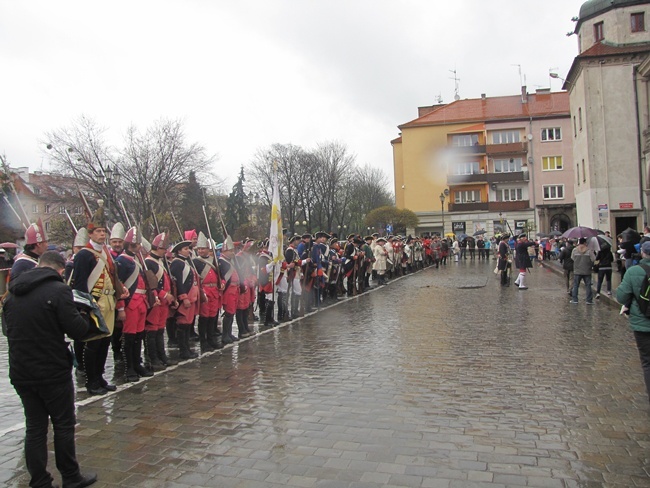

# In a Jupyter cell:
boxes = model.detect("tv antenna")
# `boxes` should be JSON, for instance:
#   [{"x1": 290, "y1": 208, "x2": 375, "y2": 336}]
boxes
[
  {"x1": 436, "y1": 92, "x2": 443, "y2": 104},
  {"x1": 449, "y1": 69, "x2": 460, "y2": 101}
]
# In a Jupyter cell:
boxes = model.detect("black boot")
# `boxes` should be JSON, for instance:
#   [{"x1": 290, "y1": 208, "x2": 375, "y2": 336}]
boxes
[
  {"x1": 237, "y1": 309, "x2": 251, "y2": 338},
  {"x1": 277, "y1": 292, "x2": 285, "y2": 322},
  {"x1": 206, "y1": 316, "x2": 223, "y2": 349},
  {"x1": 123, "y1": 333, "x2": 139, "y2": 382},
  {"x1": 264, "y1": 301, "x2": 280, "y2": 327},
  {"x1": 291, "y1": 294, "x2": 300, "y2": 319},
  {"x1": 145, "y1": 330, "x2": 165, "y2": 371},
  {"x1": 166, "y1": 318, "x2": 178, "y2": 348},
  {"x1": 134, "y1": 332, "x2": 154, "y2": 377},
  {"x1": 198, "y1": 316, "x2": 213, "y2": 353},
  {"x1": 221, "y1": 313, "x2": 234, "y2": 345},
  {"x1": 156, "y1": 328, "x2": 177, "y2": 366},
  {"x1": 248, "y1": 304, "x2": 259, "y2": 322}
]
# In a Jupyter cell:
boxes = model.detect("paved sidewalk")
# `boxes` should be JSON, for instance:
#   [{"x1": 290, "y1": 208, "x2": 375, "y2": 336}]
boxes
[{"x1": 1, "y1": 261, "x2": 649, "y2": 487}]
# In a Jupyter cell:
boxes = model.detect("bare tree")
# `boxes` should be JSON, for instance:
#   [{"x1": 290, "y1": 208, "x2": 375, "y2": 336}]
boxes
[
  {"x1": 249, "y1": 144, "x2": 311, "y2": 235},
  {"x1": 44, "y1": 116, "x2": 220, "y2": 229}
]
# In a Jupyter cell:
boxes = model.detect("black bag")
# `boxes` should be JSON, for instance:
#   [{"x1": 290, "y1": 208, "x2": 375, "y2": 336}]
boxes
[{"x1": 635, "y1": 264, "x2": 650, "y2": 318}]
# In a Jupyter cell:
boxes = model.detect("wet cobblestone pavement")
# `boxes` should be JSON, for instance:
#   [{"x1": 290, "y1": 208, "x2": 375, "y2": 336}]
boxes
[{"x1": 2, "y1": 260, "x2": 650, "y2": 487}]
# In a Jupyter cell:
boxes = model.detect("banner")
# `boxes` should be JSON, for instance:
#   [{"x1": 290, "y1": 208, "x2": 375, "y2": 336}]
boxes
[{"x1": 269, "y1": 167, "x2": 284, "y2": 264}]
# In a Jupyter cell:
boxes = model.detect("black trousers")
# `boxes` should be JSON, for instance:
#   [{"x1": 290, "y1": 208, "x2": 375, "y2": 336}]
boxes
[
  {"x1": 634, "y1": 331, "x2": 650, "y2": 403},
  {"x1": 15, "y1": 378, "x2": 81, "y2": 487}
]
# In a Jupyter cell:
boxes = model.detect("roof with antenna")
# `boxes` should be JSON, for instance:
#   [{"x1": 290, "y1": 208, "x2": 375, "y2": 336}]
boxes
[{"x1": 398, "y1": 91, "x2": 569, "y2": 130}]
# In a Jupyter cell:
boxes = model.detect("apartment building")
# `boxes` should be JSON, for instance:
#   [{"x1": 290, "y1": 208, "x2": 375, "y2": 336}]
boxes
[{"x1": 392, "y1": 90, "x2": 575, "y2": 237}]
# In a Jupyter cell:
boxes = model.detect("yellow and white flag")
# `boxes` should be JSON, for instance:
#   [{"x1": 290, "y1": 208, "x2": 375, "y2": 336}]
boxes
[{"x1": 269, "y1": 167, "x2": 284, "y2": 264}]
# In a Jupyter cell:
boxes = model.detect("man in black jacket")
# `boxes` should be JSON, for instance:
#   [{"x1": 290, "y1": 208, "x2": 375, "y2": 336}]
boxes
[{"x1": 2, "y1": 251, "x2": 97, "y2": 488}]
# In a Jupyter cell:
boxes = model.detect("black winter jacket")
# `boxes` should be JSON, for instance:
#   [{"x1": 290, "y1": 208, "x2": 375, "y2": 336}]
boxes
[{"x1": 2, "y1": 267, "x2": 90, "y2": 386}]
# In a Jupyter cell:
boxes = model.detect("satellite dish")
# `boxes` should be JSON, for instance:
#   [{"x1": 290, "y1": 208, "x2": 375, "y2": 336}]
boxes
[{"x1": 527, "y1": 134, "x2": 533, "y2": 141}]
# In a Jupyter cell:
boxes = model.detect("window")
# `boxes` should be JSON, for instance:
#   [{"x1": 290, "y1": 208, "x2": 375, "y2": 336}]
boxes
[
  {"x1": 543, "y1": 185, "x2": 564, "y2": 200},
  {"x1": 582, "y1": 159, "x2": 586, "y2": 183},
  {"x1": 577, "y1": 163, "x2": 580, "y2": 186},
  {"x1": 451, "y1": 134, "x2": 479, "y2": 147},
  {"x1": 594, "y1": 21, "x2": 604, "y2": 41},
  {"x1": 454, "y1": 190, "x2": 481, "y2": 203},
  {"x1": 494, "y1": 158, "x2": 522, "y2": 173},
  {"x1": 579, "y1": 107, "x2": 583, "y2": 131},
  {"x1": 59, "y1": 206, "x2": 66, "y2": 214},
  {"x1": 32, "y1": 204, "x2": 38, "y2": 213},
  {"x1": 75, "y1": 206, "x2": 83, "y2": 215},
  {"x1": 573, "y1": 116, "x2": 577, "y2": 137},
  {"x1": 454, "y1": 161, "x2": 480, "y2": 175},
  {"x1": 541, "y1": 128, "x2": 562, "y2": 141},
  {"x1": 491, "y1": 131, "x2": 520, "y2": 144},
  {"x1": 497, "y1": 188, "x2": 523, "y2": 202},
  {"x1": 33, "y1": 187, "x2": 40, "y2": 195},
  {"x1": 44, "y1": 204, "x2": 50, "y2": 214},
  {"x1": 632, "y1": 12, "x2": 645, "y2": 32},
  {"x1": 45, "y1": 221, "x2": 51, "y2": 232},
  {"x1": 542, "y1": 156, "x2": 563, "y2": 171}
]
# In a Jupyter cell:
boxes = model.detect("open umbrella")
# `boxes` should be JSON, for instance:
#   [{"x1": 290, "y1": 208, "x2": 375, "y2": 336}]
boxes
[
  {"x1": 596, "y1": 235, "x2": 613, "y2": 248},
  {"x1": 0, "y1": 242, "x2": 18, "y2": 249},
  {"x1": 548, "y1": 231, "x2": 563, "y2": 237},
  {"x1": 621, "y1": 227, "x2": 641, "y2": 243},
  {"x1": 458, "y1": 233, "x2": 468, "y2": 241},
  {"x1": 561, "y1": 226, "x2": 600, "y2": 239},
  {"x1": 473, "y1": 229, "x2": 486, "y2": 236}
]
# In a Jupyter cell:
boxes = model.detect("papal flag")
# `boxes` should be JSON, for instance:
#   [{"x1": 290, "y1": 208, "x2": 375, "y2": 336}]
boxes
[{"x1": 269, "y1": 166, "x2": 284, "y2": 264}]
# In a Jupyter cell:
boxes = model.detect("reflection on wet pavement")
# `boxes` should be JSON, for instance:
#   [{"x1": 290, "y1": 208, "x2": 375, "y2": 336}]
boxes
[{"x1": 1, "y1": 260, "x2": 649, "y2": 487}]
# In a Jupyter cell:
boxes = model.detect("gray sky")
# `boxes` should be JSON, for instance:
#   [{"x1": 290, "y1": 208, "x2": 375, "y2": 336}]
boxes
[{"x1": 1, "y1": 0, "x2": 584, "y2": 190}]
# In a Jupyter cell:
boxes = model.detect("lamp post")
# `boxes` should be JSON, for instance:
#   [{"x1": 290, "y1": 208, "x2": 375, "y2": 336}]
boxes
[
  {"x1": 97, "y1": 165, "x2": 120, "y2": 225},
  {"x1": 439, "y1": 192, "x2": 446, "y2": 237}
]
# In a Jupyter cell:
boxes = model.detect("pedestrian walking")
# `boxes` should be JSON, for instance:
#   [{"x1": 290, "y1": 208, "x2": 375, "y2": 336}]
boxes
[
  {"x1": 595, "y1": 243, "x2": 614, "y2": 299},
  {"x1": 2, "y1": 251, "x2": 97, "y2": 488},
  {"x1": 514, "y1": 234, "x2": 534, "y2": 290},
  {"x1": 558, "y1": 239, "x2": 575, "y2": 295},
  {"x1": 497, "y1": 234, "x2": 510, "y2": 287},
  {"x1": 616, "y1": 241, "x2": 650, "y2": 404},
  {"x1": 570, "y1": 237, "x2": 595, "y2": 304}
]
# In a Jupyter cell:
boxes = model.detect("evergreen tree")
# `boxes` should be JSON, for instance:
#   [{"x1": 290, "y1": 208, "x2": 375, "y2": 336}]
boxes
[
  {"x1": 224, "y1": 166, "x2": 250, "y2": 236},
  {"x1": 179, "y1": 171, "x2": 206, "y2": 234}
]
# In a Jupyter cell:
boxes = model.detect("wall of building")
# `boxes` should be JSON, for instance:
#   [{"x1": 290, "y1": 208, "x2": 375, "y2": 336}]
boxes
[{"x1": 579, "y1": 5, "x2": 650, "y2": 53}]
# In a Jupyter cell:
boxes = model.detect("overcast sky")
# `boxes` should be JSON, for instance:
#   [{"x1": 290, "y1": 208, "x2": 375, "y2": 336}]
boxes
[{"x1": 1, "y1": 0, "x2": 584, "y2": 191}]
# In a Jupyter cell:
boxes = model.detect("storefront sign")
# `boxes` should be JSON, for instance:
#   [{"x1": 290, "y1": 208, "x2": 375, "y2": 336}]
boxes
[
  {"x1": 620, "y1": 202, "x2": 634, "y2": 209},
  {"x1": 452, "y1": 221, "x2": 466, "y2": 232}
]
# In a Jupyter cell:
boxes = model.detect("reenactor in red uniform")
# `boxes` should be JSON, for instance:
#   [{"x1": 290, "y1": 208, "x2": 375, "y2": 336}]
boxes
[
  {"x1": 144, "y1": 231, "x2": 178, "y2": 370},
  {"x1": 193, "y1": 232, "x2": 223, "y2": 352},
  {"x1": 218, "y1": 237, "x2": 241, "y2": 345},
  {"x1": 10, "y1": 219, "x2": 48, "y2": 282},
  {"x1": 170, "y1": 240, "x2": 200, "y2": 359},
  {"x1": 116, "y1": 227, "x2": 155, "y2": 382}
]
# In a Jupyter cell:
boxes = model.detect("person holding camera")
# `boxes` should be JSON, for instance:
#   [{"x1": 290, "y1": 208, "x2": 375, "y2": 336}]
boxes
[{"x1": 2, "y1": 251, "x2": 97, "y2": 488}]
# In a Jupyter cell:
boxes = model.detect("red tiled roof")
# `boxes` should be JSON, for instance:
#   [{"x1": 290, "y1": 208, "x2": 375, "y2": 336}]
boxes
[
  {"x1": 578, "y1": 41, "x2": 650, "y2": 58},
  {"x1": 399, "y1": 92, "x2": 569, "y2": 129},
  {"x1": 391, "y1": 136, "x2": 402, "y2": 144}
]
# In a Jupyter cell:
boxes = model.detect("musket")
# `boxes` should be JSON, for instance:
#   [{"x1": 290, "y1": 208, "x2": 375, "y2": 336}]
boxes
[
  {"x1": 202, "y1": 204, "x2": 223, "y2": 286},
  {"x1": 162, "y1": 190, "x2": 206, "y2": 302},
  {"x1": 64, "y1": 209, "x2": 78, "y2": 234},
  {"x1": 2, "y1": 195, "x2": 28, "y2": 230}
]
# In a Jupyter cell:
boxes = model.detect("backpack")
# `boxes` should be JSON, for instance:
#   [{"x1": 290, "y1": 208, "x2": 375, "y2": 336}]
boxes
[{"x1": 636, "y1": 264, "x2": 650, "y2": 318}]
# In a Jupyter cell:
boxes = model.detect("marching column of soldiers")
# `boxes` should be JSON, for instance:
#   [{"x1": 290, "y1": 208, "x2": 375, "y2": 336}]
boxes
[{"x1": 8, "y1": 205, "x2": 452, "y2": 396}]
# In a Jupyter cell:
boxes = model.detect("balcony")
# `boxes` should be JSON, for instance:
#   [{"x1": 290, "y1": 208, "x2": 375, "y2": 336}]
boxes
[
  {"x1": 488, "y1": 200, "x2": 530, "y2": 212},
  {"x1": 447, "y1": 172, "x2": 487, "y2": 185},
  {"x1": 486, "y1": 141, "x2": 528, "y2": 156},
  {"x1": 448, "y1": 202, "x2": 489, "y2": 212},
  {"x1": 448, "y1": 144, "x2": 486, "y2": 155},
  {"x1": 485, "y1": 171, "x2": 527, "y2": 184}
]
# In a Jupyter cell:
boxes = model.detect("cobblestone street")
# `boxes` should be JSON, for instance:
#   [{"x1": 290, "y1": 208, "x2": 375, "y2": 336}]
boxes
[{"x1": 1, "y1": 260, "x2": 649, "y2": 487}]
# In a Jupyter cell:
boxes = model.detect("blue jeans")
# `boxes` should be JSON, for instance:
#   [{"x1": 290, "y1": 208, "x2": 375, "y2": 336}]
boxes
[
  {"x1": 14, "y1": 378, "x2": 81, "y2": 487},
  {"x1": 572, "y1": 274, "x2": 593, "y2": 302}
]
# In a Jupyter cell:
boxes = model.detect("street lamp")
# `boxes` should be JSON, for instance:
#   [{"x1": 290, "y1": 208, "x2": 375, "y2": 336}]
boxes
[
  {"x1": 97, "y1": 165, "x2": 120, "y2": 224},
  {"x1": 439, "y1": 192, "x2": 446, "y2": 237}
]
